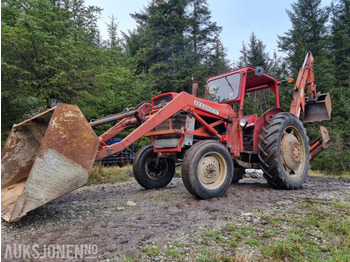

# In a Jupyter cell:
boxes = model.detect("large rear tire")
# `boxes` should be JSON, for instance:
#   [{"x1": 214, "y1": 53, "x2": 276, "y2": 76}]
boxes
[
  {"x1": 133, "y1": 144, "x2": 175, "y2": 189},
  {"x1": 258, "y1": 112, "x2": 310, "y2": 189},
  {"x1": 182, "y1": 140, "x2": 233, "y2": 199}
]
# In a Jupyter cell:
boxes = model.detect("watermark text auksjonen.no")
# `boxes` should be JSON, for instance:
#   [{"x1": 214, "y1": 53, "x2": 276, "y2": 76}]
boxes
[{"x1": 3, "y1": 244, "x2": 98, "y2": 259}]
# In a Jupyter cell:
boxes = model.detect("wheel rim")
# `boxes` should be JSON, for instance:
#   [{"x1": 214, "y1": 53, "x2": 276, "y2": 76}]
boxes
[
  {"x1": 145, "y1": 156, "x2": 168, "y2": 180},
  {"x1": 280, "y1": 125, "x2": 306, "y2": 179},
  {"x1": 197, "y1": 151, "x2": 227, "y2": 189}
]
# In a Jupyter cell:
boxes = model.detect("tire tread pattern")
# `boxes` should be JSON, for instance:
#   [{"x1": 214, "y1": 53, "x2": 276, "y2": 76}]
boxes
[{"x1": 258, "y1": 112, "x2": 310, "y2": 189}]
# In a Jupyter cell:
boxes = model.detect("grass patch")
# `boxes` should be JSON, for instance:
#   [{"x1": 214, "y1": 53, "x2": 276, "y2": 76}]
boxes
[
  {"x1": 195, "y1": 199, "x2": 349, "y2": 262},
  {"x1": 197, "y1": 252, "x2": 252, "y2": 262},
  {"x1": 229, "y1": 240, "x2": 238, "y2": 247},
  {"x1": 261, "y1": 200, "x2": 350, "y2": 261},
  {"x1": 122, "y1": 255, "x2": 138, "y2": 262},
  {"x1": 201, "y1": 230, "x2": 225, "y2": 243},
  {"x1": 261, "y1": 227, "x2": 277, "y2": 238},
  {"x1": 141, "y1": 246, "x2": 159, "y2": 257},
  {"x1": 309, "y1": 170, "x2": 350, "y2": 179},
  {"x1": 321, "y1": 219, "x2": 350, "y2": 236},
  {"x1": 266, "y1": 217, "x2": 279, "y2": 225},
  {"x1": 246, "y1": 238, "x2": 260, "y2": 246},
  {"x1": 197, "y1": 256, "x2": 211, "y2": 262},
  {"x1": 88, "y1": 164, "x2": 132, "y2": 184},
  {"x1": 165, "y1": 249, "x2": 181, "y2": 258},
  {"x1": 199, "y1": 247, "x2": 213, "y2": 254},
  {"x1": 172, "y1": 243, "x2": 185, "y2": 248},
  {"x1": 262, "y1": 240, "x2": 304, "y2": 260}
]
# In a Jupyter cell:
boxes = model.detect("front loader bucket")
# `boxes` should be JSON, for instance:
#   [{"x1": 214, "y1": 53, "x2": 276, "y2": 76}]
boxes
[
  {"x1": 1, "y1": 104, "x2": 99, "y2": 222},
  {"x1": 304, "y1": 93, "x2": 332, "y2": 123}
]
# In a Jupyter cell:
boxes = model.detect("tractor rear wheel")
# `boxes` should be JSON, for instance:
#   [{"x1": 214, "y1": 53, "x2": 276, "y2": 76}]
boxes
[
  {"x1": 133, "y1": 144, "x2": 175, "y2": 189},
  {"x1": 182, "y1": 140, "x2": 233, "y2": 199},
  {"x1": 258, "y1": 112, "x2": 310, "y2": 189}
]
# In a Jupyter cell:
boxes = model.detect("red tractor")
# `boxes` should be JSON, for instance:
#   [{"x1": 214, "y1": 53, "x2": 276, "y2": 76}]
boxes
[
  {"x1": 94, "y1": 51, "x2": 331, "y2": 199},
  {"x1": 1, "y1": 52, "x2": 331, "y2": 222}
]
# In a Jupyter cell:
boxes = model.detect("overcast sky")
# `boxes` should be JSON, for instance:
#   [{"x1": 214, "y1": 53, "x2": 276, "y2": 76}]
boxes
[{"x1": 84, "y1": 0, "x2": 332, "y2": 63}]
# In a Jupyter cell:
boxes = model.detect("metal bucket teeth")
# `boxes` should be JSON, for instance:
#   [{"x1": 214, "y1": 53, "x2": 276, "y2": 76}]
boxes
[{"x1": 1, "y1": 104, "x2": 99, "y2": 222}]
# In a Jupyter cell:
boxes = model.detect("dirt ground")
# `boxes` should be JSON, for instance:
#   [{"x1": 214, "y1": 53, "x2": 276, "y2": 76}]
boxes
[{"x1": 2, "y1": 174, "x2": 350, "y2": 261}]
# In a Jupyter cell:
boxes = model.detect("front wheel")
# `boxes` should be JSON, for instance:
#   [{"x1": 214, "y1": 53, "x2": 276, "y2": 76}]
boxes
[
  {"x1": 181, "y1": 140, "x2": 233, "y2": 199},
  {"x1": 133, "y1": 144, "x2": 175, "y2": 189},
  {"x1": 258, "y1": 112, "x2": 310, "y2": 189}
]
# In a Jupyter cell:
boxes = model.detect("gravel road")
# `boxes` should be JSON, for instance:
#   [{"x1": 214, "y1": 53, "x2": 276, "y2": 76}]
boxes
[{"x1": 2, "y1": 175, "x2": 350, "y2": 261}]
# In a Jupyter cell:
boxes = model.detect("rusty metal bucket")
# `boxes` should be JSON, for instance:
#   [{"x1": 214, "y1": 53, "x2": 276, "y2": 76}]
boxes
[
  {"x1": 304, "y1": 93, "x2": 332, "y2": 123},
  {"x1": 1, "y1": 104, "x2": 99, "y2": 222}
]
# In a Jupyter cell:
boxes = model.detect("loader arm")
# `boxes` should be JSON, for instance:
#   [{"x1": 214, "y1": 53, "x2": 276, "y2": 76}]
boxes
[
  {"x1": 95, "y1": 92, "x2": 234, "y2": 160},
  {"x1": 95, "y1": 92, "x2": 197, "y2": 160},
  {"x1": 94, "y1": 102, "x2": 153, "y2": 144}
]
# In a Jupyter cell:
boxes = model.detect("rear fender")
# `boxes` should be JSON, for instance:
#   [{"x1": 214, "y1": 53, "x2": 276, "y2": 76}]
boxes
[{"x1": 253, "y1": 108, "x2": 285, "y2": 153}]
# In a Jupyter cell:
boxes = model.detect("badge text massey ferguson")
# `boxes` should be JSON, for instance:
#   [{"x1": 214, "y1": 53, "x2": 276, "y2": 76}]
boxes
[{"x1": 194, "y1": 100, "x2": 219, "y2": 115}]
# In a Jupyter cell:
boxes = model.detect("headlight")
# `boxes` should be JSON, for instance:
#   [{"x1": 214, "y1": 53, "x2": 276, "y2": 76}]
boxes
[{"x1": 239, "y1": 119, "x2": 248, "y2": 128}]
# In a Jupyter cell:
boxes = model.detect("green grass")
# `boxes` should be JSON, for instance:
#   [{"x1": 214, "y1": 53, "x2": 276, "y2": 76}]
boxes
[
  {"x1": 229, "y1": 240, "x2": 238, "y2": 247},
  {"x1": 194, "y1": 199, "x2": 350, "y2": 262},
  {"x1": 172, "y1": 243, "x2": 185, "y2": 248},
  {"x1": 127, "y1": 187, "x2": 349, "y2": 261},
  {"x1": 321, "y1": 219, "x2": 350, "y2": 236},
  {"x1": 246, "y1": 238, "x2": 260, "y2": 246},
  {"x1": 141, "y1": 246, "x2": 159, "y2": 257},
  {"x1": 266, "y1": 216, "x2": 279, "y2": 225},
  {"x1": 261, "y1": 200, "x2": 350, "y2": 261},
  {"x1": 199, "y1": 247, "x2": 214, "y2": 254},
  {"x1": 262, "y1": 240, "x2": 305, "y2": 261},
  {"x1": 197, "y1": 256, "x2": 211, "y2": 262},
  {"x1": 309, "y1": 170, "x2": 350, "y2": 179},
  {"x1": 122, "y1": 255, "x2": 138, "y2": 262},
  {"x1": 201, "y1": 230, "x2": 225, "y2": 243},
  {"x1": 261, "y1": 227, "x2": 277, "y2": 239},
  {"x1": 88, "y1": 164, "x2": 132, "y2": 184},
  {"x1": 165, "y1": 249, "x2": 181, "y2": 258}
]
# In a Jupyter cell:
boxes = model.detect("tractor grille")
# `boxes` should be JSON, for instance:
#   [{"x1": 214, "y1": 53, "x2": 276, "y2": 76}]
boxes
[
  {"x1": 153, "y1": 95, "x2": 173, "y2": 107},
  {"x1": 154, "y1": 112, "x2": 187, "y2": 149},
  {"x1": 154, "y1": 112, "x2": 187, "y2": 131}
]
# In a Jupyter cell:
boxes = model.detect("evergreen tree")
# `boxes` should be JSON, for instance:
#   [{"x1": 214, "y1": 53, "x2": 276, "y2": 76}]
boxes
[
  {"x1": 277, "y1": 0, "x2": 332, "y2": 90},
  {"x1": 315, "y1": 0, "x2": 350, "y2": 172},
  {"x1": 1, "y1": 0, "x2": 156, "y2": 140},
  {"x1": 107, "y1": 15, "x2": 121, "y2": 50},
  {"x1": 128, "y1": 0, "x2": 189, "y2": 92},
  {"x1": 237, "y1": 32, "x2": 271, "y2": 70},
  {"x1": 187, "y1": 0, "x2": 222, "y2": 65},
  {"x1": 237, "y1": 41, "x2": 248, "y2": 68},
  {"x1": 235, "y1": 33, "x2": 276, "y2": 116},
  {"x1": 247, "y1": 32, "x2": 271, "y2": 70},
  {"x1": 125, "y1": 0, "x2": 229, "y2": 93},
  {"x1": 330, "y1": 0, "x2": 350, "y2": 88},
  {"x1": 278, "y1": 0, "x2": 350, "y2": 173}
]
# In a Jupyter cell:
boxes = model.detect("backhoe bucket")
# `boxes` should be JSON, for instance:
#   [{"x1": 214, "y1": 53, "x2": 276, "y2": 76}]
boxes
[
  {"x1": 304, "y1": 93, "x2": 332, "y2": 123},
  {"x1": 1, "y1": 104, "x2": 99, "y2": 222}
]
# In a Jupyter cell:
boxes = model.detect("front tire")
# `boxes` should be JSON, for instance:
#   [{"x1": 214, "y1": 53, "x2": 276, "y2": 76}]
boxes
[
  {"x1": 182, "y1": 140, "x2": 233, "y2": 199},
  {"x1": 133, "y1": 144, "x2": 175, "y2": 189},
  {"x1": 258, "y1": 112, "x2": 310, "y2": 189}
]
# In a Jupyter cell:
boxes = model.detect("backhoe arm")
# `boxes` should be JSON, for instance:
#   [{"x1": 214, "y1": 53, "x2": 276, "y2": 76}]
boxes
[
  {"x1": 289, "y1": 51, "x2": 332, "y2": 160},
  {"x1": 289, "y1": 51, "x2": 316, "y2": 117}
]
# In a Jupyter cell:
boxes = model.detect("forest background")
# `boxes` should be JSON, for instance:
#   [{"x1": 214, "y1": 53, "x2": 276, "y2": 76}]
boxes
[{"x1": 2, "y1": 0, "x2": 349, "y2": 174}]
